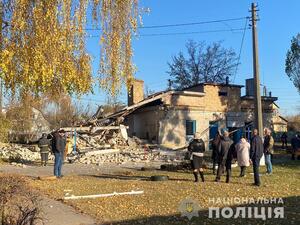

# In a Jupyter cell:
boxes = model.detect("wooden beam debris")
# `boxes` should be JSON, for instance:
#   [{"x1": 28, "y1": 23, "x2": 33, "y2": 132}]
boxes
[
  {"x1": 63, "y1": 190, "x2": 144, "y2": 200},
  {"x1": 60, "y1": 125, "x2": 128, "y2": 133}
]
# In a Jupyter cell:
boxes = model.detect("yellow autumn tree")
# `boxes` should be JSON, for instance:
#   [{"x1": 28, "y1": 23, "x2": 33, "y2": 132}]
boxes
[{"x1": 0, "y1": 0, "x2": 139, "y2": 97}]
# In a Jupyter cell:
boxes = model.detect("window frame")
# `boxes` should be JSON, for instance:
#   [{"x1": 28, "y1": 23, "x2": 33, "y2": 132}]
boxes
[{"x1": 186, "y1": 120, "x2": 196, "y2": 136}]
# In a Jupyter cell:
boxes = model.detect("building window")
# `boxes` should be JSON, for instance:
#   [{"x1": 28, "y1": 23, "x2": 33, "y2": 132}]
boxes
[
  {"x1": 218, "y1": 91, "x2": 228, "y2": 96},
  {"x1": 186, "y1": 120, "x2": 196, "y2": 136}
]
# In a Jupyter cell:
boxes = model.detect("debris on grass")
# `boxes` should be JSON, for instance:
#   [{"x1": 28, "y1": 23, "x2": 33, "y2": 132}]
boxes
[{"x1": 63, "y1": 190, "x2": 144, "y2": 200}]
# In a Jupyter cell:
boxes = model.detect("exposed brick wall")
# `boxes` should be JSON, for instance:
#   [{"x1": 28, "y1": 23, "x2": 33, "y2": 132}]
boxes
[
  {"x1": 203, "y1": 85, "x2": 242, "y2": 112},
  {"x1": 163, "y1": 85, "x2": 242, "y2": 112},
  {"x1": 128, "y1": 79, "x2": 144, "y2": 106},
  {"x1": 241, "y1": 99, "x2": 274, "y2": 112}
]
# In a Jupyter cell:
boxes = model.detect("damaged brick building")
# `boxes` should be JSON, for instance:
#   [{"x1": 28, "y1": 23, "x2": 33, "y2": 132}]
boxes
[{"x1": 112, "y1": 79, "x2": 287, "y2": 149}]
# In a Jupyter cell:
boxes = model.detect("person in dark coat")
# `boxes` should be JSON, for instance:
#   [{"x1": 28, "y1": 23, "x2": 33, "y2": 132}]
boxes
[
  {"x1": 38, "y1": 133, "x2": 50, "y2": 166},
  {"x1": 53, "y1": 129, "x2": 67, "y2": 178},
  {"x1": 281, "y1": 132, "x2": 288, "y2": 149},
  {"x1": 250, "y1": 129, "x2": 264, "y2": 186},
  {"x1": 291, "y1": 133, "x2": 300, "y2": 160},
  {"x1": 211, "y1": 132, "x2": 221, "y2": 175},
  {"x1": 215, "y1": 129, "x2": 236, "y2": 183},
  {"x1": 188, "y1": 132, "x2": 206, "y2": 182}
]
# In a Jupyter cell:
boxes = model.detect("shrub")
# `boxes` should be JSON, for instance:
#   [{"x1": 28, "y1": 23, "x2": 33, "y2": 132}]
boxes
[{"x1": 0, "y1": 175, "x2": 42, "y2": 225}]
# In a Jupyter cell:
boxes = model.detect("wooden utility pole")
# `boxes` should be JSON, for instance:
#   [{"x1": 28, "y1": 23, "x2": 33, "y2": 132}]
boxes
[{"x1": 251, "y1": 3, "x2": 263, "y2": 137}]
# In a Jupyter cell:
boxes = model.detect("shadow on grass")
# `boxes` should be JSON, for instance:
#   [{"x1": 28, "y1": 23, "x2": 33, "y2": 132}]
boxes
[
  {"x1": 103, "y1": 195, "x2": 300, "y2": 225},
  {"x1": 84, "y1": 174, "x2": 192, "y2": 182}
]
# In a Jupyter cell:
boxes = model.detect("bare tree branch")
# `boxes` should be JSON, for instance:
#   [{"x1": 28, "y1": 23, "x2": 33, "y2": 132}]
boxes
[{"x1": 167, "y1": 41, "x2": 238, "y2": 89}]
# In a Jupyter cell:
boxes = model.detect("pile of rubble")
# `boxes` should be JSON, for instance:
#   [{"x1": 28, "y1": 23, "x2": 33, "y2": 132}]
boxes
[
  {"x1": 76, "y1": 148, "x2": 156, "y2": 165},
  {"x1": 0, "y1": 132, "x2": 186, "y2": 166},
  {"x1": 73, "y1": 144, "x2": 185, "y2": 166},
  {"x1": 0, "y1": 144, "x2": 41, "y2": 163}
]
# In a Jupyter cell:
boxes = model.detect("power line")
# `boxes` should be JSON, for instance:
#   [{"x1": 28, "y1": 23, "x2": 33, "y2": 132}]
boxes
[
  {"x1": 87, "y1": 28, "x2": 249, "y2": 38},
  {"x1": 233, "y1": 17, "x2": 248, "y2": 82},
  {"x1": 140, "y1": 28, "x2": 248, "y2": 37},
  {"x1": 140, "y1": 16, "x2": 248, "y2": 29},
  {"x1": 85, "y1": 16, "x2": 248, "y2": 31}
]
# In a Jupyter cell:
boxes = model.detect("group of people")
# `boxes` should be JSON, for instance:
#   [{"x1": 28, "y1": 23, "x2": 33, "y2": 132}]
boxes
[
  {"x1": 38, "y1": 129, "x2": 67, "y2": 178},
  {"x1": 38, "y1": 127, "x2": 299, "y2": 181},
  {"x1": 280, "y1": 132, "x2": 300, "y2": 160},
  {"x1": 188, "y1": 128, "x2": 275, "y2": 186}
]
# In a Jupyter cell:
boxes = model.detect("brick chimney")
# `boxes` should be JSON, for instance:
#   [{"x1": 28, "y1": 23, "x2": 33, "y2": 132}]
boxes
[{"x1": 128, "y1": 79, "x2": 144, "y2": 106}]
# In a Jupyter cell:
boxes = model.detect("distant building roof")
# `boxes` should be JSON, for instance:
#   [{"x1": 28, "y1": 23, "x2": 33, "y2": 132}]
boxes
[
  {"x1": 241, "y1": 96, "x2": 278, "y2": 101},
  {"x1": 181, "y1": 82, "x2": 244, "y2": 91}
]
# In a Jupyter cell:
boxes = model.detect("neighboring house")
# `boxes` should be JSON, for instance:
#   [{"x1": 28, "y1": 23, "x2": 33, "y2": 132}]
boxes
[
  {"x1": 271, "y1": 103, "x2": 288, "y2": 132},
  {"x1": 107, "y1": 78, "x2": 288, "y2": 149},
  {"x1": 8, "y1": 107, "x2": 50, "y2": 143}
]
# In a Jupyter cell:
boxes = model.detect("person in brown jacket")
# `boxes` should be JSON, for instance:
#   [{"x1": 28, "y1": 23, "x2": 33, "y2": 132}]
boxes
[{"x1": 263, "y1": 128, "x2": 274, "y2": 175}]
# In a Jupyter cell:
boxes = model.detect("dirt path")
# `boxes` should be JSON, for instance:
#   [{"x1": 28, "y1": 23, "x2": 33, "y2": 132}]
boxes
[
  {"x1": 0, "y1": 161, "x2": 161, "y2": 178},
  {"x1": 39, "y1": 197, "x2": 97, "y2": 225}
]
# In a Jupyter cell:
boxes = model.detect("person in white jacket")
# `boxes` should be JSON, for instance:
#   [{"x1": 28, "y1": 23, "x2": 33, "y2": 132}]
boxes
[{"x1": 235, "y1": 137, "x2": 251, "y2": 177}]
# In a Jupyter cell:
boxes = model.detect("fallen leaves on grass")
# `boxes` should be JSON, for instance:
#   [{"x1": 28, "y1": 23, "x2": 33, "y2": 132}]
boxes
[{"x1": 27, "y1": 152, "x2": 300, "y2": 225}]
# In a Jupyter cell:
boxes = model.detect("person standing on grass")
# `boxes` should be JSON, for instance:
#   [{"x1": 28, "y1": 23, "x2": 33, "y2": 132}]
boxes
[
  {"x1": 291, "y1": 133, "x2": 300, "y2": 160},
  {"x1": 188, "y1": 132, "x2": 205, "y2": 182},
  {"x1": 263, "y1": 128, "x2": 274, "y2": 175},
  {"x1": 235, "y1": 136, "x2": 250, "y2": 177},
  {"x1": 211, "y1": 131, "x2": 221, "y2": 175},
  {"x1": 250, "y1": 129, "x2": 264, "y2": 186},
  {"x1": 53, "y1": 129, "x2": 67, "y2": 178},
  {"x1": 215, "y1": 129, "x2": 235, "y2": 183},
  {"x1": 281, "y1": 132, "x2": 288, "y2": 149},
  {"x1": 38, "y1": 133, "x2": 50, "y2": 166}
]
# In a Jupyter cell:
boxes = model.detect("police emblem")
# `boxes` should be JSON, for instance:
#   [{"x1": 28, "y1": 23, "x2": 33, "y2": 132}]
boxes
[{"x1": 178, "y1": 197, "x2": 200, "y2": 220}]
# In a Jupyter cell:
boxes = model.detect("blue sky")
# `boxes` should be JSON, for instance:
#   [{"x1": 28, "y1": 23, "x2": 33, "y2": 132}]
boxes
[{"x1": 82, "y1": 0, "x2": 300, "y2": 116}]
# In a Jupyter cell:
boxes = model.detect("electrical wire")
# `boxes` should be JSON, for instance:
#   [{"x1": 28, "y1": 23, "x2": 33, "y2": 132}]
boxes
[
  {"x1": 87, "y1": 28, "x2": 249, "y2": 38},
  {"x1": 233, "y1": 17, "x2": 248, "y2": 82},
  {"x1": 85, "y1": 16, "x2": 248, "y2": 30},
  {"x1": 140, "y1": 16, "x2": 248, "y2": 29}
]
